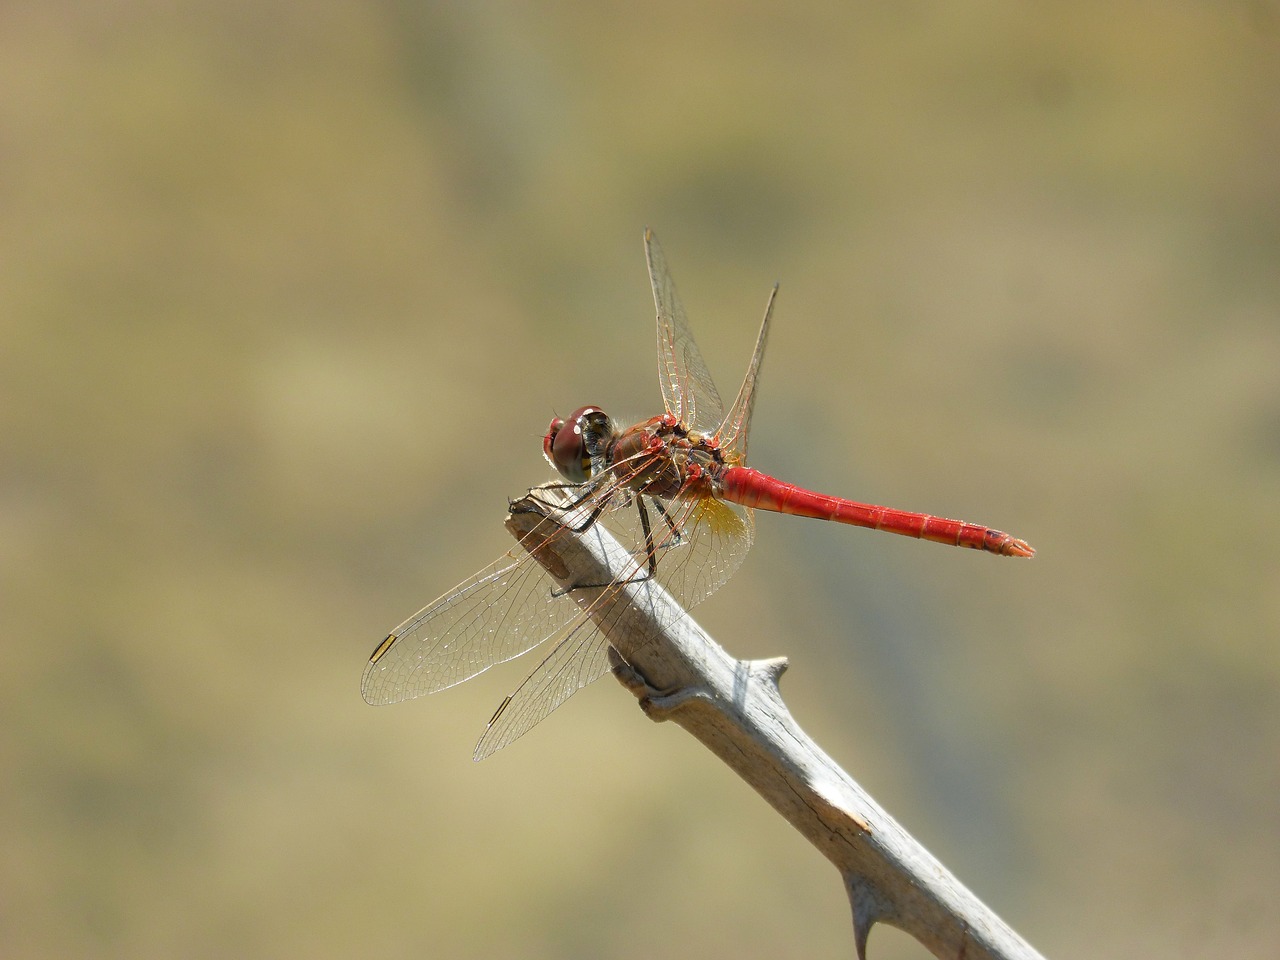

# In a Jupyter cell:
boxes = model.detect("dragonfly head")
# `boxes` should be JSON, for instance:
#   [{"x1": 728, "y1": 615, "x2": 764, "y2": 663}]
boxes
[{"x1": 543, "y1": 406, "x2": 613, "y2": 483}]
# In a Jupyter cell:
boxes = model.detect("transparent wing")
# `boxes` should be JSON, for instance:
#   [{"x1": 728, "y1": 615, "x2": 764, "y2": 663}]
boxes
[
  {"x1": 645, "y1": 228, "x2": 725, "y2": 433},
  {"x1": 637, "y1": 492, "x2": 755, "y2": 612},
  {"x1": 472, "y1": 488, "x2": 755, "y2": 758},
  {"x1": 718, "y1": 282, "x2": 778, "y2": 460},
  {"x1": 361, "y1": 506, "x2": 602, "y2": 704},
  {"x1": 473, "y1": 620, "x2": 614, "y2": 760}
]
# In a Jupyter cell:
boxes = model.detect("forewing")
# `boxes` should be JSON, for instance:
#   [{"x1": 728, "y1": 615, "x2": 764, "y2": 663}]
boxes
[
  {"x1": 360, "y1": 511, "x2": 589, "y2": 704},
  {"x1": 645, "y1": 228, "x2": 725, "y2": 432}
]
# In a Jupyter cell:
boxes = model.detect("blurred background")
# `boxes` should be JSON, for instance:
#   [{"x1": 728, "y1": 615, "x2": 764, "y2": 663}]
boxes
[{"x1": 3, "y1": 2, "x2": 1277, "y2": 957}]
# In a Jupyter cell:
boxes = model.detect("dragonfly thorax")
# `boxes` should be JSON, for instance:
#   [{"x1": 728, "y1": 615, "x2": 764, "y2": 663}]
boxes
[{"x1": 543, "y1": 406, "x2": 616, "y2": 483}]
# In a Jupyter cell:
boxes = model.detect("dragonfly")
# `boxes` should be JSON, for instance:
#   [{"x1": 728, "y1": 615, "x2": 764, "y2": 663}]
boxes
[{"x1": 362, "y1": 229, "x2": 1034, "y2": 759}]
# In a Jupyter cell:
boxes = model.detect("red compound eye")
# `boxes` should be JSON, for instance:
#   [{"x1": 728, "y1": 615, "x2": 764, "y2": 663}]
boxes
[
  {"x1": 542, "y1": 406, "x2": 609, "y2": 483},
  {"x1": 542, "y1": 416, "x2": 567, "y2": 471}
]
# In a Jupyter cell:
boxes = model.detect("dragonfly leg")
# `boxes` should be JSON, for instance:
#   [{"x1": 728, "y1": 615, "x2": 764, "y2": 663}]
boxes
[
  {"x1": 652, "y1": 500, "x2": 686, "y2": 548},
  {"x1": 629, "y1": 495, "x2": 691, "y2": 576},
  {"x1": 547, "y1": 495, "x2": 664, "y2": 596},
  {"x1": 636, "y1": 495, "x2": 659, "y2": 577},
  {"x1": 518, "y1": 480, "x2": 603, "y2": 518},
  {"x1": 515, "y1": 482, "x2": 618, "y2": 543},
  {"x1": 546, "y1": 554, "x2": 654, "y2": 596}
]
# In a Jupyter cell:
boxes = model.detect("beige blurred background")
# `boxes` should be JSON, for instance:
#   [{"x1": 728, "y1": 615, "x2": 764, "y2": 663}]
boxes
[{"x1": 3, "y1": 2, "x2": 1278, "y2": 958}]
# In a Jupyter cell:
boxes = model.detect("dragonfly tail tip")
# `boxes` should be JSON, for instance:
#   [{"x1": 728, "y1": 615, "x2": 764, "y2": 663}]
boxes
[{"x1": 1004, "y1": 538, "x2": 1036, "y2": 558}]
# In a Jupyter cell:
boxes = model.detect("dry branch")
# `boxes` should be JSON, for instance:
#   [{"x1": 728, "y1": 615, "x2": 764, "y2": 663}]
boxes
[{"x1": 506, "y1": 496, "x2": 1046, "y2": 960}]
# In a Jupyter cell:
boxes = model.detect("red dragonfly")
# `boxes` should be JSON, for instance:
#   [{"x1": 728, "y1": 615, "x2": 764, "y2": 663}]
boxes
[{"x1": 362, "y1": 230, "x2": 1034, "y2": 758}]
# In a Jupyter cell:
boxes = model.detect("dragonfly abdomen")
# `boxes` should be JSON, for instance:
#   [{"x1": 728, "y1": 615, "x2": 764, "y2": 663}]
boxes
[{"x1": 718, "y1": 466, "x2": 1034, "y2": 557}]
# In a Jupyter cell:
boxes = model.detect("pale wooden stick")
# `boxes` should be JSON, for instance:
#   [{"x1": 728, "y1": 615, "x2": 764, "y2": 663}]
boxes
[{"x1": 506, "y1": 497, "x2": 1046, "y2": 960}]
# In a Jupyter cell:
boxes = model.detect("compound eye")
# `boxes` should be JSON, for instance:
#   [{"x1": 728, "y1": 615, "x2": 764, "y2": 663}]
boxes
[
  {"x1": 543, "y1": 406, "x2": 607, "y2": 483},
  {"x1": 542, "y1": 417, "x2": 567, "y2": 472}
]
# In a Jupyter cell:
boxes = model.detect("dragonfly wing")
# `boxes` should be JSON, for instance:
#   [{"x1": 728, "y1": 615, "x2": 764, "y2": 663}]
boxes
[
  {"x1": 473, "y1": 620, "x2": 613, "y2": 761},
  {"x1": 644, "y1": 494, "x2": 755, "y2": 611},
  {"x1": 718, "y1": 283, "x2": 777, "y2": 460},
  {"x1": 360, "y1": 512, "x2": 588, "y2": 704},
  {"x1": 645, "y1": 228, "x2": 725, "y2": 433},
  {"x1": 588, "y1": 489, "x2": 755, "y2": 617},
  {"x1": 470, "y1": 491, "x2": 755, "y2": 760}
]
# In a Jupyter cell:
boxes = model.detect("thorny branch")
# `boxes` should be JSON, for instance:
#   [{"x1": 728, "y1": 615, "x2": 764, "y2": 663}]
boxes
[{"x1": 506, "y1": 496, "x2": 1046, "y2": 960}]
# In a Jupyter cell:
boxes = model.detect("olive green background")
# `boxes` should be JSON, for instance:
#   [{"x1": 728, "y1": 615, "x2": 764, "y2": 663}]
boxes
[{"x1": 3, "y1": 3, "x2": 1277, "y2": 958}]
